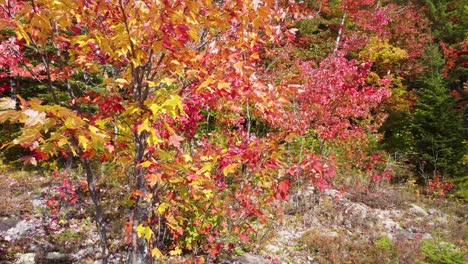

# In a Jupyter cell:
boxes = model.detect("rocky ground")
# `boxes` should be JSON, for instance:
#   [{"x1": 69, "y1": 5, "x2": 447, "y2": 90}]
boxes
[
  {"x1": 0, "y1": 172, "x2": 466, "y2": 263},
  {"x1": 262, "y1": 187, "x2": 467, "y2": 263}
]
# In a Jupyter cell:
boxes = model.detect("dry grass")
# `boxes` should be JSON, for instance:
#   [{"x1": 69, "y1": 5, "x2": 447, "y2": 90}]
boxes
[
  {"x1": 270, "y1": 183, "x2": 468, "y2": 264},
  {"x1": 298, "y1": 228, "x2": 419, "y2": 263},
  {"x1": 0, "y1": 171, "x2": 49, "y2": 217}
]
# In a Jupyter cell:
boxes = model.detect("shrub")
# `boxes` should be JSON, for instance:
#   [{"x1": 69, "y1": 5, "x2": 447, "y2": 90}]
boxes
[{"x1": 420, "y1": 239, "x2": 465, "y2": 264}]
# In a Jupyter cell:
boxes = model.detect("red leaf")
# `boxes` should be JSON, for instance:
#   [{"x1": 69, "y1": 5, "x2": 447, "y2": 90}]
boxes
[
  {"x1": 278, "y1": 179, "x2": 290, "y2": 192},
  {"x1": 207, "y1": 235, "x2": 215, "y2": 243},
  {"x1": 239, "y1": 234, "x2": 250, "y2": 242},
  {"x1": 169, "y1": 134, "x2": 183, "y2": 148},
  {"x1": 209, "y1": 242, "x2": 222, "y2": 256},
  {"x1": 276, "y1": 180, "x2": 291, "y2": 200}
]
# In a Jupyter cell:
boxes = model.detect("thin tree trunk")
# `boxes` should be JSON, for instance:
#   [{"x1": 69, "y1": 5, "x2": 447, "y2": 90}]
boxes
[
  {"x1": 246, "y1": 100, "x2": 251, "y2": 142},
  {"x1": 130, "y1": 132, "x2": 150, "y2": 264},
  {"x1": 9, "y1": 74, "x2": 16, "y2": 101},
  {"x1": 334, "y1": 12, "x2": 347, "y2": 55},
  {"x1": 83, "y1": 157, "x2": 109, "y2": 263}
]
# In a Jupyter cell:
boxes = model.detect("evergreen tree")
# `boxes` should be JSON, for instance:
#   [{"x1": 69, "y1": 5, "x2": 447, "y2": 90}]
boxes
[{"x1": 410, "y1": 46, "x2": 466, "y2": 180}]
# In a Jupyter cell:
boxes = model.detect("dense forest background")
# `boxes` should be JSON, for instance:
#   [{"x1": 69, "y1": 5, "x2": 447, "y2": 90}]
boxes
[{"x1": 0, "y1": 0, "x2": 466, "y2": 263}]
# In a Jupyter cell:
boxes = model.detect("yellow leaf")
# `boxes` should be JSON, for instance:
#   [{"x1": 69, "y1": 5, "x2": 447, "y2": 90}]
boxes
[
  {"x1": 70, "y1": 146, "x2": 77, "y2": 156},
  {"x1": 88, "y1": 125, "x2": 99, "y2": 134},
  {"x1": 250, "y1": 52, "x2": 260, "y2": 60},
  {"x1": 202, "y1": 189, "x2": 213, "y2": 198},
  {"x1": 147, "y1": 130, "x2": 163, "y2": 146},
  {"x1": 162, "y1": 95, "x2": 183, "y2": 113},
  {"x1": 151, "y1": 248, "x2": 163, "y2": 259},
  {"x1": 114, "y1": 78, "x2": 129, "y2": 87},
  {"x1": 148, "y1": 104, "x2": 161, "y2": 115},
  {"x1": 169, "y1": 247, "x2": 182, "y2": 256},
  {"x1": 183, "y1": 154, "x2": 192, "y2": 162},
  {"x1": 0, "y1": 97, "x2": 16, "y2": 110},
  {"x1": 12, "y1": 127, "x2": 41, "y2": 146},
  {"x1": 156, "y1": 148, "x2": 173, "y2": 161},
  {"x1": 223, "y1": 163, "x2": 238, "y2": 176},
  {"x1": 64, "y1": 116, "x2": 85, "y2": 130},
  {"x1": 161, "y1": 77, "x2": 177, "y2": 86},
  {"x1": 157, "y1": 202, "x2": 169, "y2": 215},
  {"x1": 147, "y1": 81, "x2": 157, "y2": 87},
  {"x1": 95, "y1": 119, "x2": 108, "y2": 128},
  {"x1": 57, "y1": 137, "x2": 69, "y2": 147},
  {"x1": 102, "y1": 78, "x2": 113, "y2": 86},
  {"x1": 145, "y1": 173, "x2": 162, "y2": 187},
  {"x1": 77, "y1": 134, "x2": 89, "y2": 150},
  {"x1": 136, "y1": 224, "x2": 154, "y2": 242},
  {"x1": 15, "y1": 24, "x2": 30, "y2": 45},
  {"x1": 197, "y1": 76, "x2": 215, "y2": 91},
  {"x1": 88, "y1": 125, "x2": 106, "y2": 140},
  {"x1": 218, "y1": 82, "x2": 231, "y2": 89},
  {"x1": 200, "y1": 155, "x2": 212, "y2": 161},
  {"x1": 137, "y1": 118, "x2": 151, "y2": 134},
  {"x1": 200, "y1": 162, "x2": 213, "y2": 174},
  {"x1": 188, "y1": 28, "x2": 199, "y2": 41},
  {"x1": 140, "y1": 160, "x2": 152, "y2": 168},
  {"x1": 85, "y1": 62, "x2": 99, "y2": 72}
]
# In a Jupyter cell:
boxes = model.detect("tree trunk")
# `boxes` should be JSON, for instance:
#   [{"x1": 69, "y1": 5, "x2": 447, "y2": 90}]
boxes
[
  {"x1": 333, "y1": 12, "x2": 347, "y2": 55},
  {"x1": 129, "y1": 131, "x2": 150, "y2": 263},
  {"x1": 83, "y1": 158, "x2": 109, "y2": 263}
]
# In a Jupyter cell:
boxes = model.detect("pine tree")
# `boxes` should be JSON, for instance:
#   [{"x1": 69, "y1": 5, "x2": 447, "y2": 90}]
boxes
[{"x1": 410, "y1": 46, "x2": 466, "y2": 180}]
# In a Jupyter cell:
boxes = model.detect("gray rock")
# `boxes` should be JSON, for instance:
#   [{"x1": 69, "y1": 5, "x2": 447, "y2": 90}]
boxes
[
  {"x1": 438, "y1": 215, "x2": 448, "y2": 224},
  {"x1": 71, "y1": 246, "x2": 94, "y2": 260},
  {"x1": 264, "y1": 244, "x2": 281, "y2": 253},
  {"x1": 14, "y1": 253, "x2": 36, "y2": 264},
  {"x1": 423, "y1": 233, "x2": 434, "y2": 240},
  {"x1": 382, "y1": 218, "x2": 400, "y2": 231},
  {"x1": 46, "y1": 252, "x2": 69, "y2": 261},
  {"x1": 410, "y1": 204, "x2": 428, "y2": 216},
  {"x1": 236, "y1": 253, "x2": 267, "y2": 264},
  {"x1": 31, "y1": 198, "x2": 45, "y2": 208},
  {"x1": 428, "y1": 208, "x2": 442, "y2": 216},
  {"x1": 5, "y1": 220, "x2": 36, "y2": 241},
  {"x1": 0, "y1": 217, "x2": 19, "y2": 232}
]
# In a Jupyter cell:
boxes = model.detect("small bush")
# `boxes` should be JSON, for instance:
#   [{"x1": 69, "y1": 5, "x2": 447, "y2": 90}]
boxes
[
  {"x1": 420, "y1": 239, "x2": 465, "y2": 264},
  {"x1": 375, "y1": 236, "x2": 393, "y2": 251}
]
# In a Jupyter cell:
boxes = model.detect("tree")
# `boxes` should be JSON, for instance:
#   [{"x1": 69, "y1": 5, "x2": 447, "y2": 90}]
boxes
[
  {"x1": 0, "y1": 0, "x2": 307, "y2": 262},
  {"x1": 0, "y1": 0, "x2": 433, "y2": 262},
  {"x1": 409, "y1": 46, "x2": 465, "y2": 180}
]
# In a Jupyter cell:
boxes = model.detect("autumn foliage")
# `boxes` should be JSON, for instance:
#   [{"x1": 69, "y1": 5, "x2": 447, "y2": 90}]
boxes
[{"x1": 0, "y1": 0, "x2": 464, "y2": 262}]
